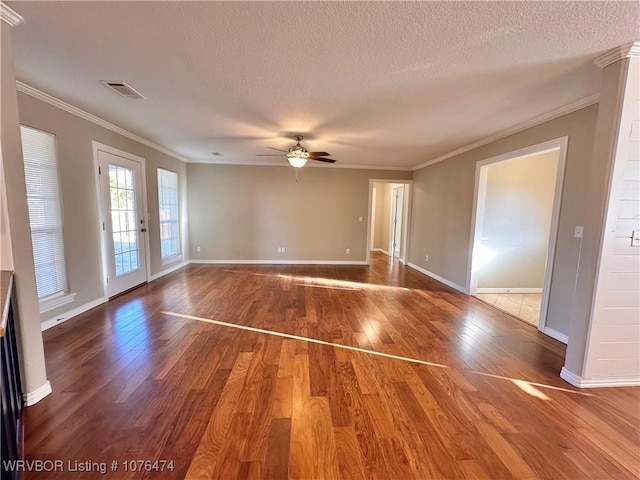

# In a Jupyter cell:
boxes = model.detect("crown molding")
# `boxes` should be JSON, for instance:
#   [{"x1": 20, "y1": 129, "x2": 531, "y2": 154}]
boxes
[
  {"x1": 594, "y1": 41, "x2": 640, "y2": 68},
  {"x1": 1, "y1": 2, "x2": 23, "y2": 26},
  {"x1": 188, "y1": 158, "x2": 413, "y2": 171},
  {"x1": 16, "y1": 81, "x2": 189, "y2": 163},
  {"x1": 412, "y1": 93, "x2": 600, "y2": 171}
]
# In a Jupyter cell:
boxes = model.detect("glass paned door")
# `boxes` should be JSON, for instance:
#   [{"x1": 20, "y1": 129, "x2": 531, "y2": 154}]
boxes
[
  {"x1": 98, "y1": 149, "x2": 147, "y2": 298},
  {"x1": 109, "y1": 165, "x2": 140, "y2": 276}
]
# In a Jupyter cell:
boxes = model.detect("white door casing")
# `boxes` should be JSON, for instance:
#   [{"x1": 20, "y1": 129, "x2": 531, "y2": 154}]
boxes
[{"x1": 93, "y1": 143, "x2": 149, "y2": 298}]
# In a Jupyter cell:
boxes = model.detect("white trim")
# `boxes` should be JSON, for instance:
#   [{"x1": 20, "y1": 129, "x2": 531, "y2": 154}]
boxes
[
  {"x1": 560, "y1": 367, "x2": 640, "y2": 389},
  {"x1": 370, "y1": 187, "x2": 377, "y2": 250},
  {"x1": 150, "y1": 260, "x2": 189, "y2": 281},
  {"x1": 92, "y1": 142, "x2": 151, "y2": 299},
  {"x1": 594, "y1": 42, "x2": 640, "y2": 68},
  {"x1": 543, "y1": 327, "x2": 568, "y2": 344},
  {"x1": 371, "y1": 248, "x2": 389, "y2": 255},
  {"x1": 407, "y1": 262, "x2": 468, "y2": 294},
  {"x1": 23, "y1": 381, "x2": 52, "y2": 406},
  {"x1": 476, "y1": 288, "x2": 543, "y2": 294},
  {"x1": 41, "y1": 296, "x2": 106, "y2": 331},
  {"x1": 39, "y1": 291, "x2": 77, "y2": 313},
  {"x1": 1, "y1": 2, "x2": 23, "y2": 26},
  {"x1": 190, "y1": 259, "x2": 368, "y2": 266},
  {"x1": 465, "y1": 137, "x2": 568, "y2": 339},
  {"x1": 412, "y1": 95, "x2": 599, "y2": 171},
  {"x1": 16, "y1": 82, "x2": 188, "y2": 163}
]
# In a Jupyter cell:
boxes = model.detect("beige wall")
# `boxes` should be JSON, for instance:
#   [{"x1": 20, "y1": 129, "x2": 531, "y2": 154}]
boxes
[
  {"x1": 1, "y1": 22, "x2": 48, "y2": 395},
  {"x1": 373, "y1": 183, "x2": 392, "y2": 252},
  {"x1": 0, "y1": 155, "x2": 13, "y2": 270},
  {"x1": 410, "y1": 105, "x2": 599, "y2": 336},
  {"x1": 187, "y1": 164, "x2": 411, "y2": 262},
  {"x1": 17, "y1": 93, "x2": 188, "y2": 323},
  {"x1": 477, "y1": 151, "x2": 558, "y2": 289}
]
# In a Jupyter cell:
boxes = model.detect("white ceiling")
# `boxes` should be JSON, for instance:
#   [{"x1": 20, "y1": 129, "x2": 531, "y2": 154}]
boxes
[{"x1": 7, "y1": 1, "x2": 640, "y2": 169}]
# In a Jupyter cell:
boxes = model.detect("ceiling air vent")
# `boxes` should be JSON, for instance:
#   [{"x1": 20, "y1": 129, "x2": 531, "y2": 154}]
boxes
[
  {"x1": 100, "y1": 81, "x2": 146, "y2": 100},
  {"x1": 211, "y1": 152, "x2": 223, "y2": 157}
]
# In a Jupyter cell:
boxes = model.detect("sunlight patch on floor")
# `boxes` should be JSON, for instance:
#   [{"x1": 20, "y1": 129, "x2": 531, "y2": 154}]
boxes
[
  {"x1": 474, "y1": 371, "x2": 594, "y2": 397},
  {"x1": 160, "y1": 311, "x2": 448, "y2": 368},
  {"x1": 160, "y1": 310, "x2": 594, "y2": 399}
]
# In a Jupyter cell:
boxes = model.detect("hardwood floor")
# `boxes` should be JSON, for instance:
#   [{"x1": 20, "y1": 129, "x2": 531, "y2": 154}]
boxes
[{"x1": 23, "y1": 253, "x2": 640, "y2": 479}]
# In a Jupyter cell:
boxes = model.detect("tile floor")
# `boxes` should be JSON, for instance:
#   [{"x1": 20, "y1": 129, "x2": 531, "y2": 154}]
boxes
[{"x1": 475, "y1": 293, "x2": 542, "y2": 326}]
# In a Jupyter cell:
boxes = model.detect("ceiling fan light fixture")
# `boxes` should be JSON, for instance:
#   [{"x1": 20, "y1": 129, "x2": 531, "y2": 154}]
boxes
[{"x1": 287, "y1": 152, "x2": 308, "y2": 168}]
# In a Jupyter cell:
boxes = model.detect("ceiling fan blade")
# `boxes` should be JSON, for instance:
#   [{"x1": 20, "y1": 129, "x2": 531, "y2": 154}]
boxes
[
  {"x1": 267, "y1": 147, "x2": 288, "y2": 153},
  {"x1": 309, "y1": 157, "x2": 336, "y2": 163},
  {"x1": 308, "y1": 152, "x2": 330, "y2": 157},
  {"x1": 256, "y1": 154, "x2": 286, "y2": 156}
]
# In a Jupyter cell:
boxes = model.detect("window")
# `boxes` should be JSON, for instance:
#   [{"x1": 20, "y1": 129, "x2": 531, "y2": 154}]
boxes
[
  {"x1": 20, "y1": 125, "x2": 74, "y2": 312},
  {"x1": 157, "y1": 168, "x2": 181, "y2": 262}
]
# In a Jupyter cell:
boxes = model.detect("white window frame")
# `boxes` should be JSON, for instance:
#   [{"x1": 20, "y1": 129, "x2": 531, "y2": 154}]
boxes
[
  {"x1": 157, "y1": 168, "x2": 181, "y2": 265},
  {"x1": 20, "y1": 125, "x2": 76, "y2": 313}
]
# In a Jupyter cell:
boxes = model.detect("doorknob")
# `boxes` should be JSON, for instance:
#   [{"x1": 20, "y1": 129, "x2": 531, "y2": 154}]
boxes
[{"x1": 140, "y1": 228, "x2": 147, "y2": 233}]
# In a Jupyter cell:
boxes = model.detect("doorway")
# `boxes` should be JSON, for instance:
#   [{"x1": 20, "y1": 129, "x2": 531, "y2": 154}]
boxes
[
  {"x1": 367, "y1": 180, "x2": 411, "y2": 264},
  {"x1": 467, "y1": 138, "x2": 567, "y2": 337},
  {"x1": 93, "y1": 143, "x2": 150, "y2": 299}
]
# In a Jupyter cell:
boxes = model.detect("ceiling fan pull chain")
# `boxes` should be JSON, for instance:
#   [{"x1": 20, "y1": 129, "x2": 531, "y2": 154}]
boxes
[{"x1": 295, "y1": 168, "x2": 299, "y2": 183}]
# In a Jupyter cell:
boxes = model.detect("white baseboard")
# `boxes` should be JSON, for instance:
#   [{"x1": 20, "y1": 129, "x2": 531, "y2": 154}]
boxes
[
  {"x1": 23, "y1": 381, "x2": 52, "y2": 406},
  {"x1": 150, "y1": 260, "x2": 190, "y2": 281},
  {"x1": 41, "y1": 297, "x2": 106, "y2": 331},
  {"x1": 190, "y1": 259, "x2": 368, "y2": 266},
  {"x1": 371, "y1": 248, "x2": 389, "y2": 255},
  {"x1": 560, "y1": 367, "x2": 640, "y2": 388},
  {"x1": 476, "y1": 287, "x2": 543, "y2": 294},
  {"x1": 407, "y1": 263, "x2": 469, "y2": 294},
  {"x1": 543, "y1": 327, "x2": 568, "y2": 344}
]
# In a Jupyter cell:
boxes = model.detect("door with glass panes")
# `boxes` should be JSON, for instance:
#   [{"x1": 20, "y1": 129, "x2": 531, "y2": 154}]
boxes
[{"x1": 98, "y1": 149, "x2": 147, "y2": 297}]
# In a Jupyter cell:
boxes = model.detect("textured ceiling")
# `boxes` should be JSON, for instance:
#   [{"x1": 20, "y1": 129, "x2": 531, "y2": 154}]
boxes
[{"x1": 7, "y1": 1, "x2": 640, "y2": 168}]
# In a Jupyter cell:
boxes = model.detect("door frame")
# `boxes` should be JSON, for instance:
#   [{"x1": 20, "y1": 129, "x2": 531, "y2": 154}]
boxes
[
  {"x1": 92, "y1": 141, "x2": 151, "y2": 299},
  {"x1": 366, "y1": 179, "x2": 413, "y2": 265},
  {"x1": 389, "y1": 185, "x2": 404, "y2": 257},
  {"x1": 466, "y1": 137, "x2": 568, "y2": 338}
]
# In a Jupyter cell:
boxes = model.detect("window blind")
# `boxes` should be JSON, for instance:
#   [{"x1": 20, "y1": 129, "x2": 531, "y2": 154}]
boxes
[
  {"x1": 157, "y1": 168, "x2": 180, "y2": 260},
  {"x1": 20, "y1": 126, "x2": 68, "y2": 299}
]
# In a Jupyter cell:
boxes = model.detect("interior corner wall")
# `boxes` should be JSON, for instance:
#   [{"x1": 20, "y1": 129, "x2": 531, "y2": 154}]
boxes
[
  {"x1": 373, "y1": 182, "x2": 392, "y2": 252},
  {"x1": 409, "y1": 104, "x2": 599, "y2": 336},
  {"x1": 477, "y1": 151, "x2": 558, "y2": 289},
  {"x1": 1, "y1": 21, "x2": 48, "y2": 395},
  {"x1": 16, "y1": 92, "x2": 188, "y2": 324},
  {"x1": 187, "y1": 164, "x2": 412, "y2": 262},
  {"x1": 564, "y1": 57, "x2": 640, "y2": 381}
]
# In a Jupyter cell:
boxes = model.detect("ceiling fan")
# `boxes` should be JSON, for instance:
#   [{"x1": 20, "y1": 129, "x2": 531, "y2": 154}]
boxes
[{"x1": 257, "y1": 135, "x2": 336, "y2": 168}]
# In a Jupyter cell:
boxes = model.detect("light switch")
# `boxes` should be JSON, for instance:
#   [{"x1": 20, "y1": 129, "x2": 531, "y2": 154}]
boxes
[
  {"x1": 358, "y1": 216, "x2": 363, "y2": 222},
  {"x1": 574, "y1": 226, "x2": 584, "y2": 239},
  {"x1": 632, "y1": 230, "x2": 640, "y2": 247}
]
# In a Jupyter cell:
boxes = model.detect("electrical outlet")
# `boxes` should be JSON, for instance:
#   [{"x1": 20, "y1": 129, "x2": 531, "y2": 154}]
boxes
[
  {"x1": 196, "y1": 246, "x2": 201, "y2": 252},
  {"x1": 277, "y1": 247, "x2": 283, "y2": 253},
  {"x1": 358, "y1": 216, "x2": 363, "y2": 222},
  {"x1": 425, "y1": 255, "x2": 429, "y2": 262},
  {"x1": 282, "y1": 247, "x2": 286, "y2": 253},
  {"x1": 346, "y1": 248, "x2": 350, "y2": 254}
]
